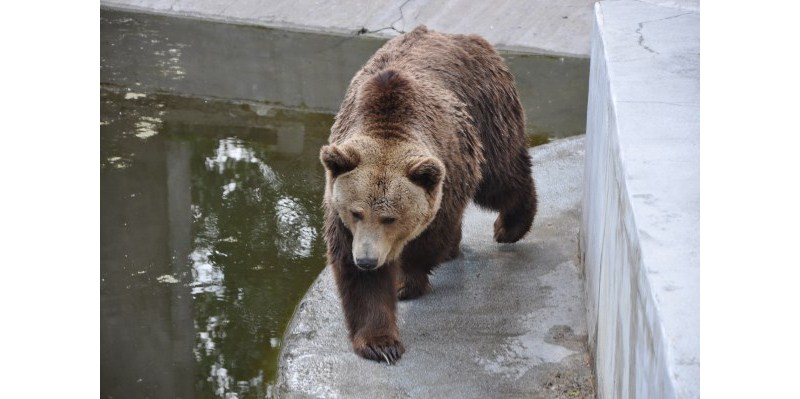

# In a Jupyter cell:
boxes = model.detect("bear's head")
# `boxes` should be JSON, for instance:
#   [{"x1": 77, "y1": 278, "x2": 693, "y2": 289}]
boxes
[{"x1": 320, "y1": 137, "x2": 445, "y2": 270}]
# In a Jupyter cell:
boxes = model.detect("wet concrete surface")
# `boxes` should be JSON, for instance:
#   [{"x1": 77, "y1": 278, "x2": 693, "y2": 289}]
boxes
[{"x1": 277, "y1": 136, "x2": 594, "y2": 398}]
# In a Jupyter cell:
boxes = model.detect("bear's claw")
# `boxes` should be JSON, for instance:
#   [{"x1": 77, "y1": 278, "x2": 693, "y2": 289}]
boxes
[{"x1": 354, "y1": 336, "x2": 405, "y2": 364}]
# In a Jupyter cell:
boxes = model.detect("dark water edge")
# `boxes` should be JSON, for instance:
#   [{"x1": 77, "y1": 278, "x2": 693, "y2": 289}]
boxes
[{"x1": 100, "y1": 8, "x2": 588, "y2": 399}]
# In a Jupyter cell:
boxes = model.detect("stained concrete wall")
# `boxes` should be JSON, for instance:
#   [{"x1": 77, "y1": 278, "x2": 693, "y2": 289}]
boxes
[
  {"x1": 101, "y1": 8, "x2": 590, "y2": 139},
  {"x1": 100, "y1": 0, "x2": 597, "y2": 57},
  {"x1": 580, "y1": 1, "x2": 699, "y2": 398}
]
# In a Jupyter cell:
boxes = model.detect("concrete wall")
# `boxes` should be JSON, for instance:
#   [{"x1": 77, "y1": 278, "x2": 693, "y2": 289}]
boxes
[
  {"x1": 101, "y1": 8, "x2": 589, "y2": 139},
  {"x1": 100, "y1": 0, "x2": 597, "y2": 57},
  {"x1": 580, "y1": 1, "x2": 699, "y2": 398}
]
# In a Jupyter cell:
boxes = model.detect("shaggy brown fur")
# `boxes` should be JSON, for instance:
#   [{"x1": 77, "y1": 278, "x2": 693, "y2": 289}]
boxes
[{"x1": 320, "y1": 26, "x2": 537, "y2": 364}]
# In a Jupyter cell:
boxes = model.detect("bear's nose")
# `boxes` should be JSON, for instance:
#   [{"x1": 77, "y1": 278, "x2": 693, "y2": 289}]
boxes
[{"x1": 355, "y1": 257, "x2": 379, "y2": 270}]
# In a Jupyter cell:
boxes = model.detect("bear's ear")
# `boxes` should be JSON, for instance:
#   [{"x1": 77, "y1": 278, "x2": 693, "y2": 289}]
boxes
[
  {"x1": 407, "y1": 157, "x2": 444, "y2": 193},
  {"x1": 320, "y1": 144, "x2": 360, "y2": 178}
]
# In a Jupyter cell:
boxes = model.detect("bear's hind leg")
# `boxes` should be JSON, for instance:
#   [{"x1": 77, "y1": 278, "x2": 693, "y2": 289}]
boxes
[
  {"x1": 396, "y1": 234, "x2": 442, "y2": 301},
  {"x1": 474, "y1": 148, "x2": 537, "y2": 243},
  {"x1": 397, "y1": 219, "x2": 463, "y2": 300},
  {"x1": 443, "y1": 226, "x2": 461, "y2": 261},
  {"x1": 397, "y1": 268, "x2": 431, "y2": 301}
]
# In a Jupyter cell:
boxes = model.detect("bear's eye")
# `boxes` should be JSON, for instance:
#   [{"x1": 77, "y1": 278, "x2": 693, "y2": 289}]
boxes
[
  {"x1": 380, "y1": 217, "x2": 396, "y2": 225},
  {"x1": 351, "y1": 211, "x2": 363, "y2": 221}
]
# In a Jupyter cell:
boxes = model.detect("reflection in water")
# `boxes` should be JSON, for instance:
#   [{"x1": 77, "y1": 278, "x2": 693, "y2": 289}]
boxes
[
  {"x1": 190, "y1": 245, "x2": 226, "y2": 299},
  {"x1": 100, "y1": 89, "x2": 329, "y2": 398},
  {"x1": 201, "y1": 137, "x2": 318, "y2": 260},
  {"x1": 275, "y1": 197, "x2": 317, "y2": 260},
  {"x1": 135, "y1": 116, "x2": 162, "y2": 139}
]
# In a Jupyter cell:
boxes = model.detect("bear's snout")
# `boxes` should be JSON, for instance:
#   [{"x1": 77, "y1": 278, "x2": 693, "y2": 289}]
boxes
[
  {"x1": 352, "y1": 229, "x2": 390, "y2": 270},
  {"x1": 354, "y1": 257, "x2": 379, "y2": 270}
]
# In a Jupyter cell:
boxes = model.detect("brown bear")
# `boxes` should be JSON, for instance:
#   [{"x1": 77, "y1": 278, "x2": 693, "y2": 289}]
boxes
[{"x1": 319, "y1": 26, "x2": 537, "y2": 364}]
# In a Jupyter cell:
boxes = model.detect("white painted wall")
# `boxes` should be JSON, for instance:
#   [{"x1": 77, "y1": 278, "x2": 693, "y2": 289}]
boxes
[{"x1": 580, "y1": 1, "x2": 699, "y2": 398}]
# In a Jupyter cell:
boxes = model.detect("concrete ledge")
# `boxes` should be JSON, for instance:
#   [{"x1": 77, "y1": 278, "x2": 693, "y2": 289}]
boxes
[
  {"x1": 100, "y1": 0, "x2": 596, "y2": 57},
  {"x1": 101, "y1": 9, "x2": 590, "y2": 139},
  {"x1": 277, "y1": 137, "x2": 594, "y2": 398},
  {"x1": 580, "y1": 1, "x2": 699, "y2": 398}
]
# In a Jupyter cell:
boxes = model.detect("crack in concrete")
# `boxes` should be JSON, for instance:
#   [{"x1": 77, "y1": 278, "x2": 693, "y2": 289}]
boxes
[
  {"x1": 645, "y1": 11, "x2": 695, "y2": 24},
  {"x1": 355, "y1": 0, "x2": 412, "y2": 36},
  {"x1": 635, "y1": 22, "x2": 657, "y2": 54},
  {"x1": 392, "y1": 0, "x2": 413, "y2": 33},
  {"x1": 618, "y1": 100, "x2": 695, "y2": 107},
  {"x1": 413, "y1": 2, "x2": 423, "y2": 23},
  {"x1": 635, "y1": 12, "x2": 694, "y2": 55},
  {"x1": 218, "y1": 0, "x2": 240, "y2": 16}
]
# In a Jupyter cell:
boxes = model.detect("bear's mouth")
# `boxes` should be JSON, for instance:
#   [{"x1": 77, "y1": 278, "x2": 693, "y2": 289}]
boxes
[{"x1": 354, "y1": 256, "x2": 380, "y2": 271}]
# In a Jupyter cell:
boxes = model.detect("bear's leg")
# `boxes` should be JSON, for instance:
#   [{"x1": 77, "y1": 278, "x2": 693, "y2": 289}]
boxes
[
  {"x1": 397, "y1": 266, "x2": 431, "y2": 301},
  {"x1": 396, "y1": 217, "x2": 462, "y2": 300},
  {"x1": 474, "y1": 148, "x2": 538, "y2": 243},
  {"x1": 443, "y1": 225, "x2": 462, "y2": 261},
  {"x1": 396, "y1": 238, "x2": 436, "y2": 301},
  {"x1": 492, "y1": 181, "x2": 536, "y2": 243},
  {"x1": 333, "y1": 260, "x2": 405, "y2": 363}
]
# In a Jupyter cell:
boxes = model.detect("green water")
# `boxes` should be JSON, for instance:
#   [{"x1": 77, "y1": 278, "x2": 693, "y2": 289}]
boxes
[
  {"x1": 100, "y1": 9, "x2": 588, "y2": 398},
  {"x1": 100, "y1": 89, "x2": 331, "y2": 398}
]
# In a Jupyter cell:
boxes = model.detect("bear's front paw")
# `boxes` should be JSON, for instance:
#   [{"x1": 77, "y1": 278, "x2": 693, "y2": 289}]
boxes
[{"x1": 353, "y1": 334, "x2": 405, "y2": 364}]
